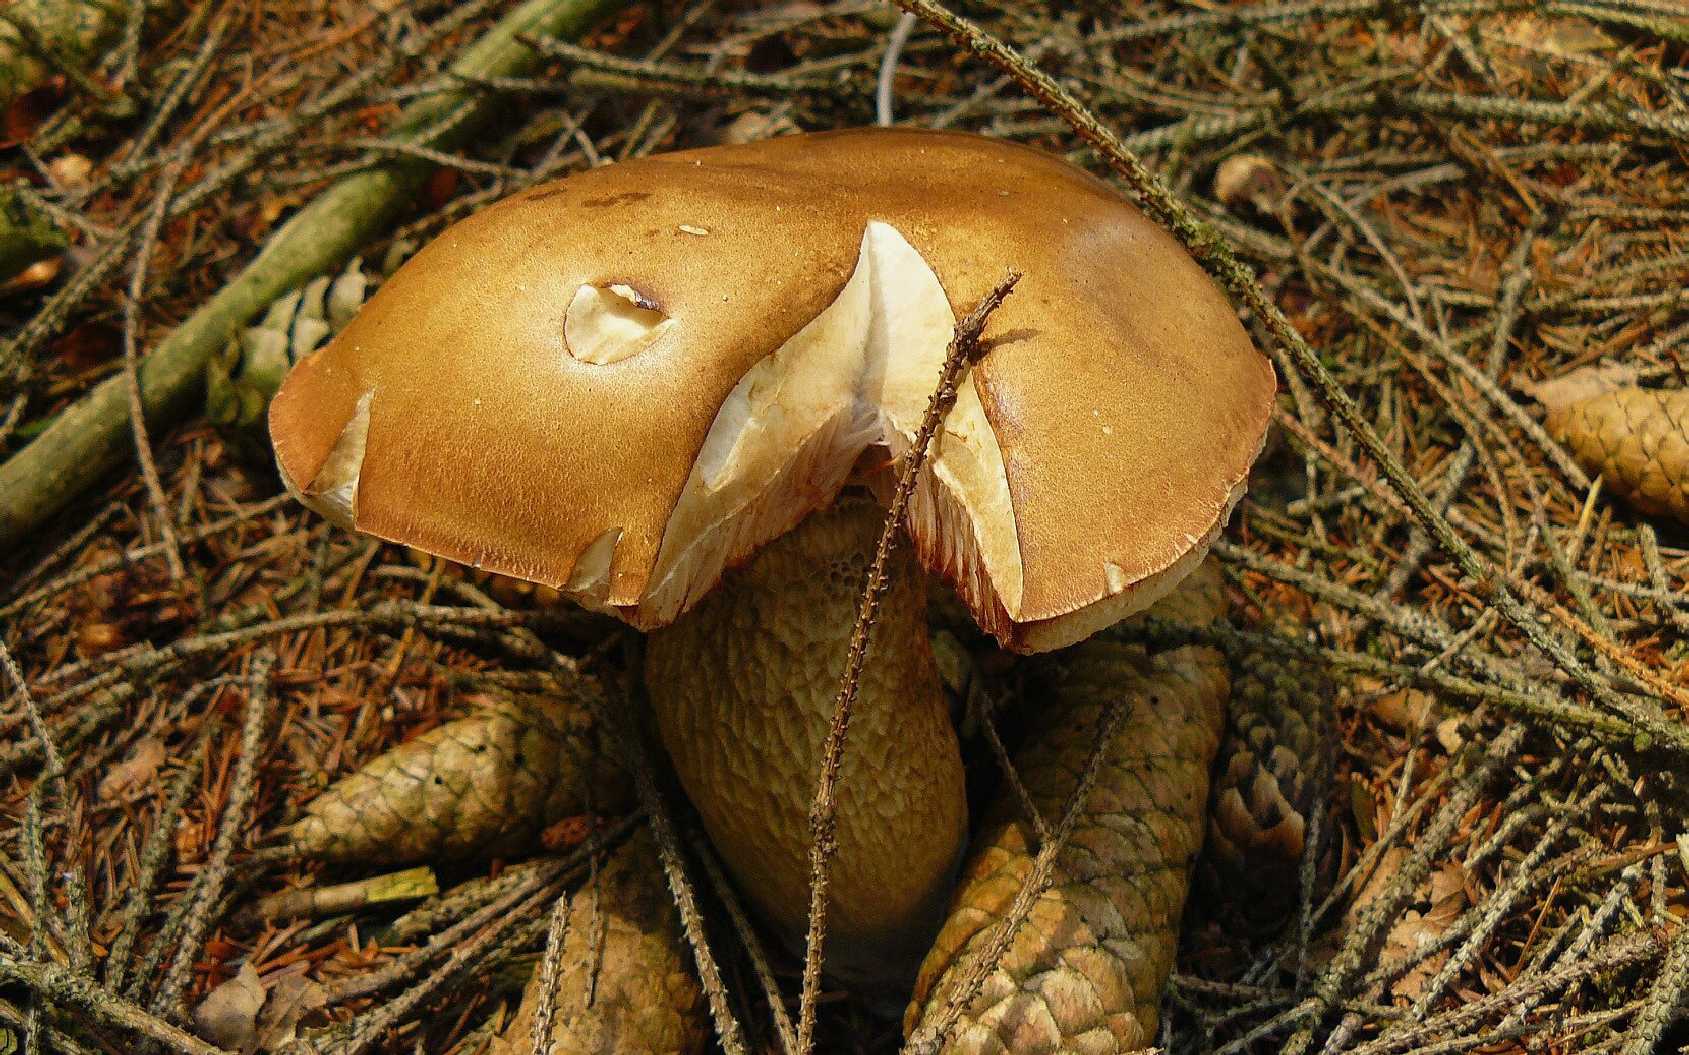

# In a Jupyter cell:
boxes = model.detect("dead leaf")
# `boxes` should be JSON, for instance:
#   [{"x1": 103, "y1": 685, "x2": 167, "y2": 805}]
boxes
[
  {"x1": 0, "y1": 255, "x2": 60, "y2": 294},
  {"x1": 1213, "y1": 154, "x2": 1282, "y2": 212},
  {"x1": 425, "y1": 167, "x2": 458, "y2": 210},
  {"x1": 254, "y1": 971, "x2": 327, "y2": 1052},
  {"x1": 1351, "y1": 778, "x2": 1379, "y2": 843},
  {"x1": 1371, "y1": 688, "x2": 1438, "y2": 734},
  {"x1": 194, "y1": 961, "x2": 265, "y2": 1052},
  {"x1": 1502, "y1": 15, "x2": 1615, "y2": 56},
  {"x1": 2, "y1": 86, "x2": 58, "y2": 147},
  {"x1": 1346, "y1": 852, "x2": 1469, "y2": 1002},
  {"x1": 46, "y1": 153, "x2": 92, "y2": 191},
  {"x1": 1351, "y1": 846, "x2": 1409, "y2": 911},
  {"x1": 53, "y1": 320, "x2": 122, "y2": 371},
  {"x1": 76, "y1": 621, "x2": 128, "y2": 659},
  {"x1": 257, "y1": 192, "x2": 304, "y2": 227},
  {"x1": 540, "y1": 814, "x2": 593, "y2": 852},
  {"x1": 192, "y1": 961, "x2": 328, "y2": 1054},
  {"x1": 715, "y1": 109, "x2": 799, "y2": 146},
  {"x1": 1426, "y1": 864, "x2": 1469, "y2": 924},
  {"x1": 1434, "y1": 717, "x2": 1465, "y2": 754},
  {"x1": 99, "y1": 737, "x2": 165, "y2": 801},
  {"x1": 1385, "y1": 909, "x2": 1449, "y2": 1000}
]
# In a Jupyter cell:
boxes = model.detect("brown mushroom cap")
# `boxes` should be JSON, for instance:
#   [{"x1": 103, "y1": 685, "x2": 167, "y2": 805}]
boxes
[{"x1": 269, "y1": 128, "x2": 1274, "y2": 652}]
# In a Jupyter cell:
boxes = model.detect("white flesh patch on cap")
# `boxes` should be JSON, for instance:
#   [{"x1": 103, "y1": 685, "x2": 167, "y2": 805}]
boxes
[
  {"x1": 563, "y1": 283, "x2": 674, "y2": 365},
  {"x1": 1104, "y1": 562, "x2": 1129, "y2": 593},
  {"x1": 563, "y1": 526, "x2": 623, "y2": 611},
  {"x1": 862, "y1": 223, "x2": 1023, "y2": 621},
  {"x1": 297, "y1": 389, "x2": 373, "y2": 530},
  {"x1": 633, "y1": 221, "x2": 1022, "y2": 625},
  {"x1": 635, "y1": 232, "x2": 876, "y2": 617},
  {"x1": 691, "y1": 253, "x2": 871, "y2": 495}
]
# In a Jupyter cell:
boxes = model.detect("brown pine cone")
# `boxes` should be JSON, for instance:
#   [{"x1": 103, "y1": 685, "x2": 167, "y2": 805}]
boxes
[
  {"x1": 288, "y1": 690, "x2": 629, "y2": 864},
  {"x1": 1545, "y1": 386, "x2": 1689, "y2": 523},
  {"x1": 904, "y1": 564, "x2": 1228, "y2": 1053},
  {"x1": 492, "y1": 828, "x2": 708, "y2": 1055},
  {"x1": 1201, "y1": 651, "x2": 1329, "y2": 934}
]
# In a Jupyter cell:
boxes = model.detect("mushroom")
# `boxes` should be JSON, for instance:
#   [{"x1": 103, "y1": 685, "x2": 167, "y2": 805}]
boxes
[{"x1": 268, "y1": 128, "x2": 1275, "y2": 986}]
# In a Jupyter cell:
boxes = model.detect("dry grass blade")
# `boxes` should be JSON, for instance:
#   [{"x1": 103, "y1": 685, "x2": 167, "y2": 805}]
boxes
[
  {"x1": 876, "y1": 11, "x2": 920, "y2": 127},
  {"x1": 103, "y1": 737, "x2": 209, "y2": 993},
  {"x1": 120, "y1": 160, "x2": 185, "y2": 582},
  {"x1": 689, "y1": 831, "x2": 799, "y2": 1055},
  {"x1": 795, "y1": 271, "x2": 1020, "y2": 1054}
]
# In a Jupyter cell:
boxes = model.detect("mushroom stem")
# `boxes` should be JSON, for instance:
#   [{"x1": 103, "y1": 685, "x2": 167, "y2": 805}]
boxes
[{"x1": 644, "y1": 497, "x2": 968, "y2": 986}]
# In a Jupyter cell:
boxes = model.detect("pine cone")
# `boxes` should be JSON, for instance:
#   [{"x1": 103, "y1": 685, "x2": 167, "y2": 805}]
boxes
[
  {"x1": 1545, "y1": 386, "x2": 1689, "y2": 523},
  {"x1": 491, "y1": 829, "x2": 707, "y2": 1055},
  {"x1": 905, "y1": 565, "x2": 1228, "y2": 1053},
  {"x1": 1202, "y1": 651, "x2": 1329, "y2": 934},
  {"x1": 288, "y1": 691, "x2": 628, "y2": 864}
]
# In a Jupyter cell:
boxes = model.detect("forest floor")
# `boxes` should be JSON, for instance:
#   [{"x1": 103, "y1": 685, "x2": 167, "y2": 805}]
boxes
[{"x1": 2, "y1": 1, "x2": 1688, "y2": 1054}]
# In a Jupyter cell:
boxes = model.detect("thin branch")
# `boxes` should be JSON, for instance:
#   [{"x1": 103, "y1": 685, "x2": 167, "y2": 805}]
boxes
[
  {"x1": 149, "y1": 652, "x2": 275, "y2": 1023},
  {"x1": 0, "y1": 957, "x2": 228, "y2": 1055},
  {"x1": 104, "y1": 738, "x2": 209, "y2": 993},
  {"x1": 690, "y1": 831, "x2": 798, "y2": 1055},
  {"x1": 876, "y1": 12, "x2": 918, "y2": 126},
  {"x1": 121, "y1": 161, "x2": 186, "y2": 581},
  {"x1": 794, "y1": 271, "x2": 1020, "y2": 1054}
]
